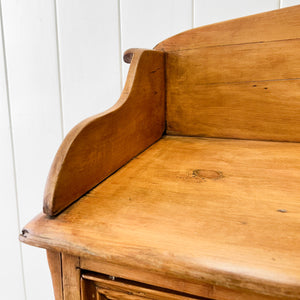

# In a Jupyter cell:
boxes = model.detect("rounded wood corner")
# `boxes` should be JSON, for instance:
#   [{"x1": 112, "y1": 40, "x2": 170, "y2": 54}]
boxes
[
  {"x1": 123, "y1": 48, "x2": 147, "y2": 63},
  {"x1": 123, "y1": 48, "x2": 135, "y2": 63}
]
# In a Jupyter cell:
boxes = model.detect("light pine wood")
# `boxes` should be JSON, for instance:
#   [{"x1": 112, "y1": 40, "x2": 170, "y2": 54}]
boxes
[
  {"x1": 47, "y1": 250, "x2": 63, "y2": 300},
  {"x1": 80, "y1": 258, "x2": 212, "y2": 298},
  {"x1": 167, "y1": 80, "x2": 300, "y2": 140},
  {"x1": 21, "y1": 136, "x2": 300, "y2": 299},
  {"x1": 155, "y1": 5, "x2": 300, "y2": 51},
  {"x1": 166, "y1": 39, "x2": 300, "y2": 85},
  {"x1": 80, "y1": 258, "x2": 278, "y2": 300},
  {"x1": 62, "y1": 254, "x2": 81, "y2": 300},
  {"x1": 47, "y1": 251, "x2": 81, "y2": 300},
  {"x1": 82, "y1": 273, "x2": 206, "y2": 300},
  {"x1": 43, "y1": 48, "x2": 165, "y2": 216},
  {"x1": 156, "y1": 5, "x2": 300, "y2": 141}
]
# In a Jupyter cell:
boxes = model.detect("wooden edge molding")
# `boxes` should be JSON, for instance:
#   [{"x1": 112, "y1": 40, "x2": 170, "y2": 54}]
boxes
[
  {"x1": 43, "y1": 48, "x2": 165, "y2": 216},
  {"x1": 19, "y1": 222, "x2": 300, "y2": 300}
]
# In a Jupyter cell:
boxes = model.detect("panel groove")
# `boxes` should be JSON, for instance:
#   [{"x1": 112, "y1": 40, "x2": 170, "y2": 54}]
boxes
[
  {"x1": 280, "y1": 0, "x2": 284, "y2": 7},
  {"x1": 118, "y1": 0, "x2": 124, "y2": 90},
  {"x1": 1, "y1": 0, "x2": 64, "y2": 297},
  {"x1": 54, "y1": 0, "x2": 65, "y2": 139},
  {"x1": 192, "y1": 0, "x2": 195, "y2": 28},
  {"x1": 56, "y1": 1, "x2": 121, "y2": 133},
  {"x1": 0, "y1": 1, "x2": 27, "y2": 298}
]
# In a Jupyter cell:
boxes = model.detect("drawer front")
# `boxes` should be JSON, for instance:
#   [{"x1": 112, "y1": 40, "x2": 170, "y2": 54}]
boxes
[
  {"x1": 96, "y1": 286, "x2": 147, "y2": 300},
  {"x1": 82, "y1": 273, "x2": 208, "y2": 300}
]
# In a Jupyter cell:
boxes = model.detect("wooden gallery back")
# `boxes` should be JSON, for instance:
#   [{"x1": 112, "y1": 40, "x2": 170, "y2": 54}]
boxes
[{"x1": 156, "y1": 5, "x2": 300, "y2": 141}]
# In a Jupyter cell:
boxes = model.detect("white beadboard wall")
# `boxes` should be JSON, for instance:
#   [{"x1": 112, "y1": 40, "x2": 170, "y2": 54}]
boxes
[{"x1": 0, "y1": 0, "x2": 299, "y2": 299}]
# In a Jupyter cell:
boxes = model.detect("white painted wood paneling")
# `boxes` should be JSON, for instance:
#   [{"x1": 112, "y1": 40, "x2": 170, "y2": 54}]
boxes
[
  {"x1": 282, "y1": 0, "x2": 300, "y2": 7},
  {"x1": 1, "y1": 0, "x2": 63, "y2": 299},
  {"x1": 56, "y1": 0, "x2": 122, "y2": 134},
  {"x1": 120, "y1": 0, "x2": 193, "y2": 83},
  {"x1": 194, "y1": 0, "x2": 279, "y2": 27},
  {"x1": 0, "y1": 5, "x2": 25, "y2": 299}
]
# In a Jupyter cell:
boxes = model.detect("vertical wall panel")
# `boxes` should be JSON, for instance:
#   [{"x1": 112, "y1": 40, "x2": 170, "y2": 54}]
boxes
[
  {"x1": 56, "y1": 0, "x2": 122, "y2": 134},
  {"x1": 0, "y1": 6, "x2": 25, "y2": 299},
  {"x1": 282, "y1": 0, "x2": 300, "y2": 7},
  {"x1": 120, "y1": 0, "x2": 193, "y2": 83},
  {"x1": 1, "y1": 0, "x2": 63, "y2": 299},
  {"x1": 194, "y1": 0, "x2": 279, "y2": 27}
]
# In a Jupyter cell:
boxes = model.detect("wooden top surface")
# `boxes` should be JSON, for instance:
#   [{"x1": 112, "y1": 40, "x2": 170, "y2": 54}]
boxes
[{"x1": 21, "y1": 136, "x2": 300, "y2": 298}]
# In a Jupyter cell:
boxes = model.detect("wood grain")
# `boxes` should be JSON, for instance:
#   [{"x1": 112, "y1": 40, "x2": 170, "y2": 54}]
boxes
[
  {"x1": 166, "y1": 39, "x2": 300, "y2": 85},
  {"x1": 21, "y1": 136, "x2": 300, "y2": 299},
  {"x1": 47, "y1": 250, "x2": 63, "y2": 300},
  {"x1": 155, "y1": 5, "x2": 300, "y2": 51},
  {"x1": 80, "y1": 259, "x2": 279, "y2": 300},
  {"x1": 82, "y1": 273, "x2": 207, "y2": 300},
  {"x1": 155, "y1": 5, "x2": 300, "y2": 141},
  {"x1": 43, "y1": 48, "x2": 165, "y2": 216},
  {"x1": 167, "y1": 79, "x2": 300, "y2": 141},
  {"x1": 62, "y1": 254, "x2": 81, "y2": 300}
]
